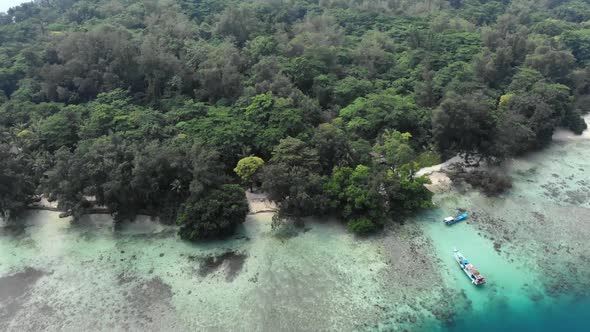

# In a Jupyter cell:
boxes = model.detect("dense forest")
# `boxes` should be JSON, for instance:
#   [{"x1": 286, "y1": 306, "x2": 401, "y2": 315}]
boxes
[{"x1": 0, "y1": 0, "x2": 588, "y2": 240}]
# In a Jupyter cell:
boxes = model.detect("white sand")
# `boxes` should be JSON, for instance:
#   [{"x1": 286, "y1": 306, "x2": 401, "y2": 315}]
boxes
[
  {"x1": 29, "y1": 196, "x2": 59, "y2": 210},
  {"x1": 245, "y1": 190, "x2": 278, "y2": 214},
  {"x1": 416, "y1": 155, "x2": 462, "y2": 193}
]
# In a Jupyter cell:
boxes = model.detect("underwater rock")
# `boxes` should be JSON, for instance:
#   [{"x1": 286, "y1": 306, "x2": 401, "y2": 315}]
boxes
[{"x1": 196, "y1": 251, "x2": 248, "y2": 282}]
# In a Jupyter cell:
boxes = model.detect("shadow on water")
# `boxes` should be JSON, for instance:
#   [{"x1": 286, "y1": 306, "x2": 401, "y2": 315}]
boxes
[{"x1": 0, "y1": 224, "x2": 27, "y2": 238}]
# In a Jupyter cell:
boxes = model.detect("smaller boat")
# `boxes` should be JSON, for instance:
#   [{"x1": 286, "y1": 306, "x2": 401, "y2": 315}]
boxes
[
  {"x1": 443, "y1": 212, "x2": 468, "y2": 225},
  {"x1": 454, "y1": 249, "x2": 486, "y2": 285}
]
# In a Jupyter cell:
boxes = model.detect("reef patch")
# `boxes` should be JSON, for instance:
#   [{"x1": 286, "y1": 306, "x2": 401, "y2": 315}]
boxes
[
  {"x1": 195, "y1": 251, "x2": 248, "y2": 281},
  {"x1": 0, "y1": 268, "x2": 49, "y2": 323}
]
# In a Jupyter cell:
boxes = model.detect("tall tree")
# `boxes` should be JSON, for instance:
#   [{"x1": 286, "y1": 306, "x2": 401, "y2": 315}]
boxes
[
  {"x1": 433, "y1": 91, "x2": 496, "y2": 159},
  {"x1": 0, "y1": 143, "x2": 35, "y2": 219},
  {"x1": 234, "y1": 156, "x2": 264, "y2": 190}
]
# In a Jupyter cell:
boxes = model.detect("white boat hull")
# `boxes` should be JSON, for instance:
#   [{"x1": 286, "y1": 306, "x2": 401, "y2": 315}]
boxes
[{"x1": 454, "y1": 250, "x2": 486, "y2": 285}]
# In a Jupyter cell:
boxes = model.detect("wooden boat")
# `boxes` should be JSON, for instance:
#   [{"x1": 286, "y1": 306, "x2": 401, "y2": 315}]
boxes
[{"x1": 454, "y1": 249, "x2": 486, "y2": 285}]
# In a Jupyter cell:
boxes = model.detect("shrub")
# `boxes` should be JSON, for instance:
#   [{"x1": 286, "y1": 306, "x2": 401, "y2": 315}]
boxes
[
  {"x1": 177, "y1": 184, "x2": 249, "y2": 241},
  {"x1": 415, "y1": 151, "x2": 442, "y2": 168},
  {"x1": 449, "y1": 167, "x2": 512, "y2": 196}
]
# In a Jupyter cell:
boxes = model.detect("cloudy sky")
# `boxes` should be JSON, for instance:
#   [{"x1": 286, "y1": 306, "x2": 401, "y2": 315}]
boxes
[{"x1": 0, "y1": 0, "x2": 32, "y2": 13}]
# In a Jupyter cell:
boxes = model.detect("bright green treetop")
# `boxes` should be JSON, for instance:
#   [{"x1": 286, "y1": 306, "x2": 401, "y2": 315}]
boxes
[{"x1": 234, "y1": 156, "x2": 265, "y2": 189}]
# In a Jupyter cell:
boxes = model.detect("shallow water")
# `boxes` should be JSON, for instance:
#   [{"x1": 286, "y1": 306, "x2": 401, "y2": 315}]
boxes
[
  {"x1": 1, "y1": 213, "x2": 389, "y2": 331},
  {"x1": 405, "y1": 136, "x2": 590, "y2": 331},
  {"x1": 2, "y1": 132, "x2": 590, "y2": 331}
]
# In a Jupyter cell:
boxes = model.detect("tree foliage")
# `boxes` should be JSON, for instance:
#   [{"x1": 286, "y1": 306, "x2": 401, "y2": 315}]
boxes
[
  {"x1": 234, "y1": 156, "x2": 264, "y2": 189},
  {"x1": 0, "y1": 143, "x2": 35, "y2": 218},
  {"x1": 0, "y1": 0, "x2": 588, "y2": 237},
  {"x1": 261, "y1": 137, "x2": 327, "y2": 218},
  {"x1": 177, "y1": 184, "x2": 248, "y2": 241}
]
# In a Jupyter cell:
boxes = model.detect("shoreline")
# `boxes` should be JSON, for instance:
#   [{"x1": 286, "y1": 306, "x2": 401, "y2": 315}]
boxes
[
  {"x1": 417, "y1": 115, "x2": 590, "y2": 193},
  {"x1": 552, "y1": 114, "x2": 590, "y2": 141},
  {"x1": 415, "y1": 156, "x2": 461, "y2": 193},
  {"x1": 245, "y1": 190, "x2": 278, "y2": 214},
  {"x1": 3, "y1": 121, "x2": 589, "y2": 331},
  {"x1": 21, "y1": 116, "x2": 589, "y2": 218},
  {"x1": 27, "y1": 196, "x2": 111, "y2": 216},
  {"x1": 23, "y1": 191, "x2": 277, "y2": 219}
]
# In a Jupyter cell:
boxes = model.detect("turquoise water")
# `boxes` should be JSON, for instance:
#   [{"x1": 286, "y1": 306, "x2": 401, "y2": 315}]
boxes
[
  {"x1": 408, "y1": 135, "x2": 590, "y2": 331},
  {"x1": 1, "y1": 127, "x2": 589, "y2": 331},
  {"x1": 417, "y1": 207, "x2": 590, "y2": 332},
  {"x1": 1, "y1": 213, "x2": 389, "y2": 331}
]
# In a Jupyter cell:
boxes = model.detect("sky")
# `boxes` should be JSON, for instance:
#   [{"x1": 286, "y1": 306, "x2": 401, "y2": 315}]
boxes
[{"x1": 0, "y1": 0, "x2": 32, "y2": 13}]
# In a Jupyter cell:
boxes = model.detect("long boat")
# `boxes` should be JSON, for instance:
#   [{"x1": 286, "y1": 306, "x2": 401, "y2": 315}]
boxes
[
  {"x1": 453, "y1": 249, "x2": 486, "y2": 285},
  {"x1": 443, "y1": 212, "x2": 468, "y2": 225}
]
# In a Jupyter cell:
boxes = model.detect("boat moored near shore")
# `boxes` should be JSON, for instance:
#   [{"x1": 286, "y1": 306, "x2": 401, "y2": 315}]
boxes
[
  {"x1": 443, "y1": 212, "x2": 468, "y2": 225},
  {"x1": 454, "y1": 249, "x2": 486, "y2": 285}
]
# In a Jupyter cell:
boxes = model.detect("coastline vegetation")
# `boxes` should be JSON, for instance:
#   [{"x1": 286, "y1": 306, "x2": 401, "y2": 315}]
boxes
[{"x1": 0, "y1": 0, "x2": 588, "y2": 239}]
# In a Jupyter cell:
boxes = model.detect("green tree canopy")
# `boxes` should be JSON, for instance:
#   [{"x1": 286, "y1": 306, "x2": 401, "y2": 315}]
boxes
[
  {"x1": 373, "y1": 130, "x2": 416, "y2": 167},
  {"x1": 339, "y1": 91, "x2": 427, "y2": 141},
  {"x1": 0, "y1": 143, "x2": 35, "y2": 219},
  {"x1": 234, "y1": 156, "x2": 264, "y2": 189},
  {"x1": 177, "y1": 184, "x2": 249, "y2": 241}
]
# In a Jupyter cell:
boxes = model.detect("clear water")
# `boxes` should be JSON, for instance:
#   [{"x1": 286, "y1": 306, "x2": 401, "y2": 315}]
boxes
[
  {"x1": 415, "y1": 202, "x2": 590, "y2": 332},
  {"x1": 1, "y1": 132, "x2": 589, "y2": 331},
  {"x1": 1, "y1": 213, "x2": 388, "y2": 331},
  {"x1": 407, "y1": 135, "x2": 590, "y2": 331}
]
